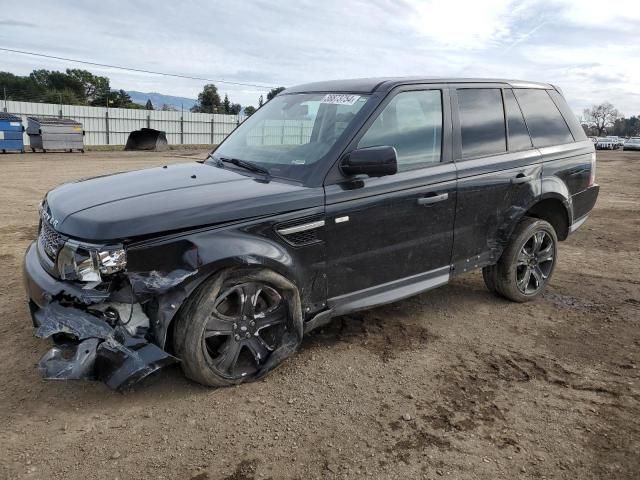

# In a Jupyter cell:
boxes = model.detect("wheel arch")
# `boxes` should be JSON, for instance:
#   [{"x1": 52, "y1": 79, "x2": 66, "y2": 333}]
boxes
[
  {"x1": 125, "y1": 231, "x2": 305, "y2": 350},
  {"x1": 524, "y1": 194, "x2": 572, "y2": 241}
]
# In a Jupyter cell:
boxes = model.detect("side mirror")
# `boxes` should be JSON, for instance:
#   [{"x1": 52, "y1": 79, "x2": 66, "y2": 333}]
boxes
[{"x1": 340, "y1": 146, "x2": 398, "y2": 177}]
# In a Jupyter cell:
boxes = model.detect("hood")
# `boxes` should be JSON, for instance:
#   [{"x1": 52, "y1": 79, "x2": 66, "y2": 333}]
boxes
[{"x1": 46, "y1": 163, "x2": 323, "y2": 241}]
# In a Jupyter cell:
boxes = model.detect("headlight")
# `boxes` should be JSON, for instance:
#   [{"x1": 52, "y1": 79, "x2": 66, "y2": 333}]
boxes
[
  {"x1": 57, "y1": 242, "x2": 126, "y2": 282},
  {"x1": 97, "y1": 249, "x2": 127, "y2": 275}
]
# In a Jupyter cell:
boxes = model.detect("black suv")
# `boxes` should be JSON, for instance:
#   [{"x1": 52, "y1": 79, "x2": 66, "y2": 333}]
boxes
[{"x1": 24, "y1": 78, "x2": 599, "y2": 389}]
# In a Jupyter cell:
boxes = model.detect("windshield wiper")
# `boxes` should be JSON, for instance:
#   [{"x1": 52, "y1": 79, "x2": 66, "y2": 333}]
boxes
[{"x1": 217, "y1": 156, "x2": 270, "y2": 176}]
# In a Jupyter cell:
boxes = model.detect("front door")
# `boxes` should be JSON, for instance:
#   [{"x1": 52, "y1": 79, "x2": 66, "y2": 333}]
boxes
[{"x1": 324, "y1": 87, "x2": 456, "y2": 313}]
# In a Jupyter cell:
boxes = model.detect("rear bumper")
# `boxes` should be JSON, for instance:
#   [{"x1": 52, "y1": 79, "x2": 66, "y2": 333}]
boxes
[
  {"x1": 569, "y1": 184, "x2": 599, "y2": 234},
  {"x1": 23, "y1": 242, "x2": 177, "y2": 391}
]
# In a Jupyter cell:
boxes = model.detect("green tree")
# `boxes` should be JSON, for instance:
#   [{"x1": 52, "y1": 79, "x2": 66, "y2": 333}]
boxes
[
  {"x1": 0, "y1": 69, "x2": 146, "y2": 109},
  {"x1": 28, "y1": 69, "x2": 52, "y2": 90},
  {"x1": 0, "y1": 71, "x2": 44, "y2": 101},
  {"x1": 229, "y1": 103, "x2": 242, "y2": 115},
  {"x1": 93, "y1": 89, "x2": 141, "y2": 109},
  {"x1": 611, "y1": 116, "x2": 640, "y2": 137},
  {"x1": 66, "y1": 69, "x2": 110, "y2": 103},
  {"x1": 191, "y1": 84, "x2": 222, "y2": 113},
  {"x1": 28, "y1": 69, "x2": 85, "y2": 103},
  {"x1": 258, "y1": 95, "x2": 264, "y2": 107},
  {"x1": 267, "y1": 86, "x2": 285, "y2": 101},
  {"x1": 243, "y1": 105, "x2": 256, "y2": 116},
  {"x1": 43, "y1": 89, "x2": 83, "y2": 105},
  {"x1": 223, "y1": 93, "x2": 231, "y2": 114},
  {"x1": 145, "y1": 99, "x2": 154, "y2": 110}
]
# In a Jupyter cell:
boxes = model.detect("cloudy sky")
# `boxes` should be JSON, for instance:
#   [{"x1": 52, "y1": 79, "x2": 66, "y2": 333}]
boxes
[{"x1": 1, "y1": 0, "x2": 638, "y2": 114}]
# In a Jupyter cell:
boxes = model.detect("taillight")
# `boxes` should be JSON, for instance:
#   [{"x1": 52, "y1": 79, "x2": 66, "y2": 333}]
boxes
[{"x1": 589, "y1": 152, "x2": 596, "y2": 186}]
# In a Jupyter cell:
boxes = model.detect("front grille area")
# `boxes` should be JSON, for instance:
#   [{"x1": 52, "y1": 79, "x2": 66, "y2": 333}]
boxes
[{"x1": 38, "y1": 221, "x2": 66, "y2": 260}]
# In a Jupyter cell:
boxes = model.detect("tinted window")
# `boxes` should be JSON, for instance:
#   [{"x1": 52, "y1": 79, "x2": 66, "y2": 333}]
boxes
[
  {"x1": 514, "y1": 89, "x2": 574, "y2": 147},
  {"x1": 504, "y1": 89, "x2": 532, "y2": 151},
  {"x1": 358, "y1": 90, "x2": 442, "y2": 171},
  {"x1": 547, "y1": 90, "x2": 587, "y2": 141},
  {"x1": 458, "y1": 88, "x2": 506, "y2": 158}
]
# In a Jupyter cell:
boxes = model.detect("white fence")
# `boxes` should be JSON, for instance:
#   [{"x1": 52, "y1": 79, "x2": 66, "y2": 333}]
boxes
[{"x1": 3, "y1": 101, "x2": 242, "y2": 147}]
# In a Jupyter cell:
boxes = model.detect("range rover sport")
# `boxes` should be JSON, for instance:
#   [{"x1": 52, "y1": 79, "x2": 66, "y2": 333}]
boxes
[{"x1": 23, "y1": 78, "x2": 599, "y2": 389}]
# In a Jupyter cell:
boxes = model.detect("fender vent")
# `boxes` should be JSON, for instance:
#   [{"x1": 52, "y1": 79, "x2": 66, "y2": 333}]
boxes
[{"x1": 275, "y1": 217, "x2": 325, "y2": 246}]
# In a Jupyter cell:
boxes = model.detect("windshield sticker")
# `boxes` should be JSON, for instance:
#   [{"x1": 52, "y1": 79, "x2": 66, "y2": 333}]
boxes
[
  {"x1": 321, "y1": 94, "x2": 361, "y2": 105},
  {"x1": 291, "y1": 159, "x2": 306, "y2": 165}
]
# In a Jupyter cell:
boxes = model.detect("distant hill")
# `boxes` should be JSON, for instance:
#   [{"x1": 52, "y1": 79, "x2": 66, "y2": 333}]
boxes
[{"x1": 127, "y1": 91, "x2": 197, "y2": 111}]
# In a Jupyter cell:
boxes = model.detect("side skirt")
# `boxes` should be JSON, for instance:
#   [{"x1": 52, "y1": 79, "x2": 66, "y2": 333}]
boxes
[{"x1": 303, "y1": 266, "x2": 450, "y2": 333}]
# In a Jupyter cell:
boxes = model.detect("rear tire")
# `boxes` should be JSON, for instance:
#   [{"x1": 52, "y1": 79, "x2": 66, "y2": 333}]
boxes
[{"x1": 491, "y1": 217, "x2": 558, "y2": 302}]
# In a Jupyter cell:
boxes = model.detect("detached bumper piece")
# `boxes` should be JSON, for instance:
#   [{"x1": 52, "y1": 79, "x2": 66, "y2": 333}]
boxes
[{"x1": 34, "y1": 303, "x2": 177, "y2": 391}]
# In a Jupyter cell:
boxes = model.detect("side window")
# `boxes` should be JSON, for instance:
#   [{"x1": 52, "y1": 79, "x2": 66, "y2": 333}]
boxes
[
  {"x1": 547, "y1": 90, "x2": 587, "y2": 141},
  {"x1": 358, "y1": 90, "x2": 442, "y2": 171},
  {"x1": 504, "y1": 89, "x2": 533, "y2": 151},
  {"x1": 458, "y1": 88, "x2": 506, "y2": 158},
  {"x1": 514, "y1": 89, "x2": 574, "y2": 147}
]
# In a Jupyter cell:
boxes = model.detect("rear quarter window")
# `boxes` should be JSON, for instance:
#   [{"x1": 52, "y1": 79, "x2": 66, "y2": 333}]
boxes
[
  {"x1": 547, "y1": 90, "x2": 588, "y2": 142},
  {"x1": 514, "y1": 89, "x2": 574, "y2": 147}
]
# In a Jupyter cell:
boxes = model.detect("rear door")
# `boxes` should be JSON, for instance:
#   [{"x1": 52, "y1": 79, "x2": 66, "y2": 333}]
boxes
[
  {"x1": 324, "y1": 86, "x2": 456, "y2": 310},
  {"x1": 451, "y1": 85, "x2": 542, "y2": 272}
]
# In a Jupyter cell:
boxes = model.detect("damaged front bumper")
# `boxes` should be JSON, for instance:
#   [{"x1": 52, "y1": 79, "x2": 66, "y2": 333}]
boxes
[{"x1": 23, "y1": 242, "x2": 177, "y2": 391}]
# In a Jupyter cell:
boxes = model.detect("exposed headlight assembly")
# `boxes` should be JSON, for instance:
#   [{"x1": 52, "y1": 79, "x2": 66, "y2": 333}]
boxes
[{"x1": 57, "y1": 241, "x2": 126, "y2": 282}]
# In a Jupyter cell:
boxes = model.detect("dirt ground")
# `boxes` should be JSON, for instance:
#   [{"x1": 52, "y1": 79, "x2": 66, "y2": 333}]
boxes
[{"x1": 0, "y1": 149, "x2": 638, "y2": 480}]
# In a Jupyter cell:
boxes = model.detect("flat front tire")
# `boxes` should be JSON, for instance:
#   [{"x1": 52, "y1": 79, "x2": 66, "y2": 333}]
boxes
[{"x1": 173, "y1": 268, "x2": 302, "y2": 387}]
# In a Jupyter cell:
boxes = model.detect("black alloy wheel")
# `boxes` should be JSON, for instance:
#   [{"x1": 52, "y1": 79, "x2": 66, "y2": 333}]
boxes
[
  {"x1": 515, "y1": 231, "x2": 555, "y2": 295},
  {"x1": 203, "y1": 282, "x2": 287, "y2": 380}
]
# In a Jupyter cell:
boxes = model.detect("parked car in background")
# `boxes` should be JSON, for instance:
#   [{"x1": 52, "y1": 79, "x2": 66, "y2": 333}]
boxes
[
  {"x1": 596, "y1": 137, "x2": 617, "y2": 150},
  {"x1": 24, "y1": 77, "x2": 599, "y2": 389},
  {"x1": 588, "y1": 136, "x2": 598, "y2": 143},
  {"x1": 606, "y1": 136, "x2": 624, "y2": 147},
  {"x1": 623, "y1": 137, "x2": 640, "y2": 151}
]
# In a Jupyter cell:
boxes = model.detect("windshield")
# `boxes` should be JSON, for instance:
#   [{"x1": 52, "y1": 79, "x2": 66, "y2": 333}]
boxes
[{"x1": 209, "y1": 93, "x2": 369, "y2": 182}]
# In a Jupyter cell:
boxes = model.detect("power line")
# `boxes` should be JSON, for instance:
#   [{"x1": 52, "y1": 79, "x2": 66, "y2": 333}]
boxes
[{"x1": 0, "y1": 47, "x2": 276, "y2": 89}]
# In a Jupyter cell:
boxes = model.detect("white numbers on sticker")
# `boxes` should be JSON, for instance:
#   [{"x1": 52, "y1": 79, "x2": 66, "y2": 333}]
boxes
[{"x1": 321, "y1": 94, "x2": 361, "y2": 106}]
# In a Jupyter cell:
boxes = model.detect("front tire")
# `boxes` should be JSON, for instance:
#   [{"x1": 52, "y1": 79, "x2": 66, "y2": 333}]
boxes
[
  {"x1": 173, "y1": 268, "x2": 302, "y2": 387},
  {"x1": 489, "y1": 217, "x2": 558, "y2": 302}
]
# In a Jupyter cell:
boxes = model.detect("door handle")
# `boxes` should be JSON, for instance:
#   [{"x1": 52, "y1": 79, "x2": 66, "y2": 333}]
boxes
[
  {"x1": 511, "y1": 174, "x2": 534, "y2": 184},
  {"x1": 417, "y1": 193, "x2": 448, "y2": 206}
]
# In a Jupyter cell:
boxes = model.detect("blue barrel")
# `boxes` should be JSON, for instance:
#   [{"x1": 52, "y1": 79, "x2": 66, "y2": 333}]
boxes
[{"x1": 0, "y1": 112, "x2": 25, "y2": 153}]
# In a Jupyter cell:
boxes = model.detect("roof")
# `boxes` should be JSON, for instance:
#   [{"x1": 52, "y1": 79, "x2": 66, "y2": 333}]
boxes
[
  {"x1": 286, "y1": 77, "x2": 553, "y2": 94},
  {"x1": 0, "y1": 112, "x2": 22, "y2": 122}
]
